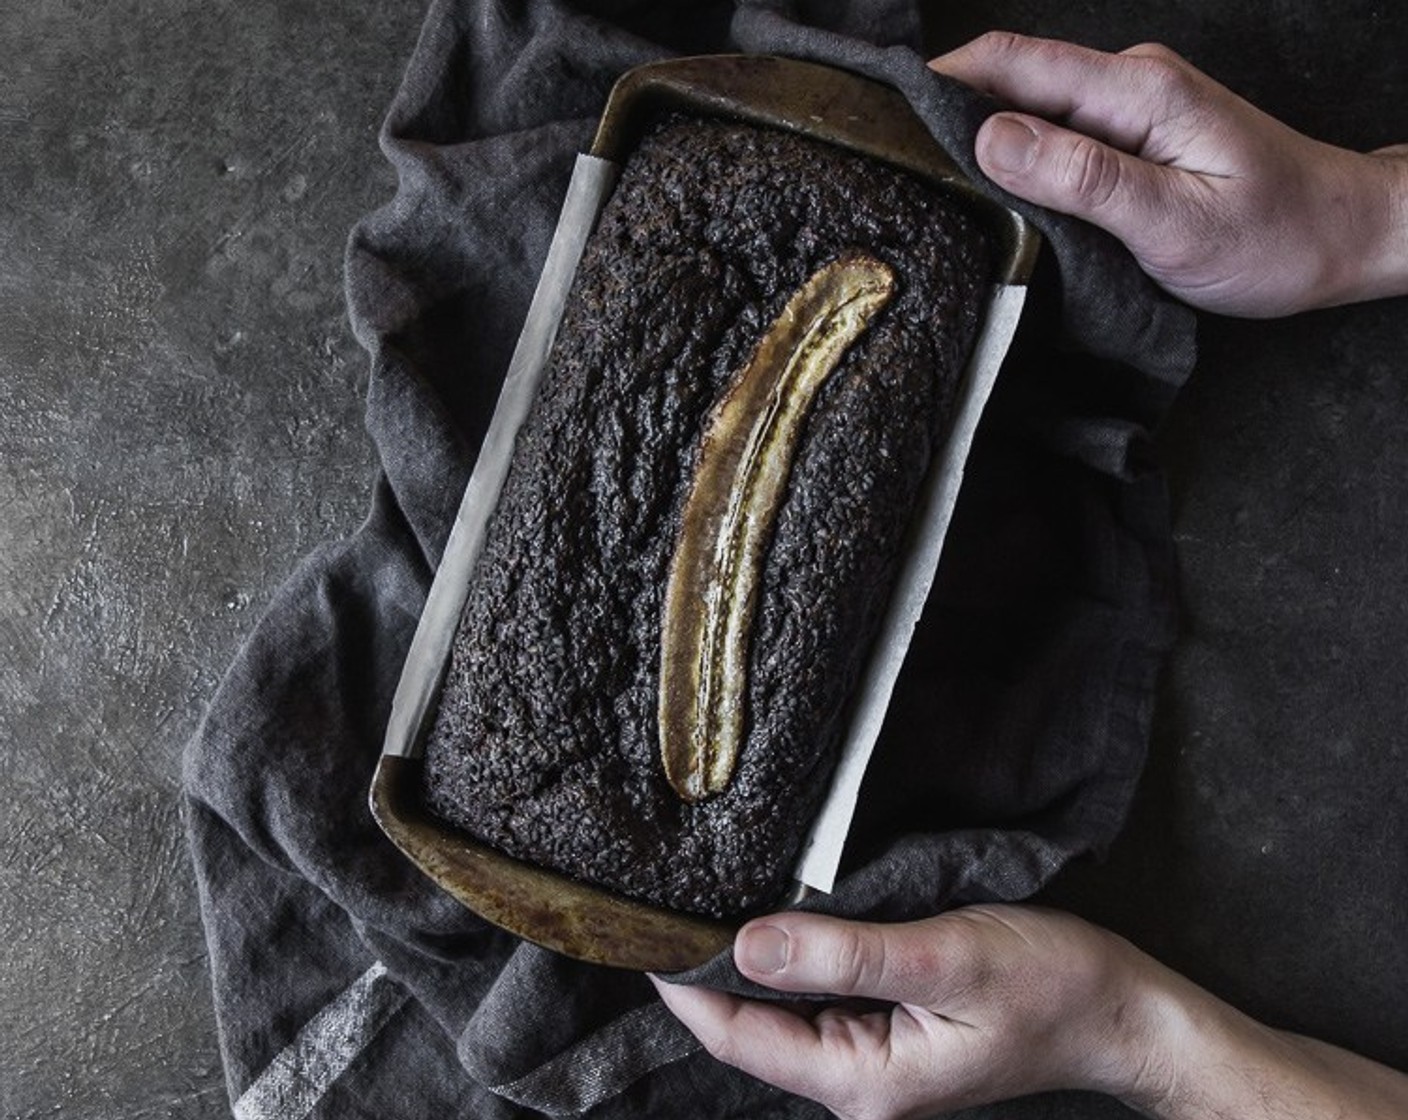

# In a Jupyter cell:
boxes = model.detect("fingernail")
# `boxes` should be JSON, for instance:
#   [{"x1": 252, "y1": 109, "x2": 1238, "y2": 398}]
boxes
[
  {"x1": 736, "y1": 924, "x2": 789, "y2": 974},
  {"x1": 982, "y1": 116, "x2": 1038, "y2": 175}
]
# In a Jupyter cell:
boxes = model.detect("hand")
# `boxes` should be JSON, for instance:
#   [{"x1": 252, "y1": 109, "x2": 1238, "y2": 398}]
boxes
[
  {"x1": 651, "y1": 905, "x2": 1163, "y2": 1118},
  {"x1": 653, "y1": 904, "x2": 1408, "y2": 1120},
  {"x1": 928, "y1": 33, "x2": 1408, "y2": 317}
]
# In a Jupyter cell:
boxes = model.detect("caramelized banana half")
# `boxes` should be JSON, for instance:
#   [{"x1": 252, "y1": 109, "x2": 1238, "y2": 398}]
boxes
[{"x1": 658, "y1": 252, "x2": 896, "y2": 802}]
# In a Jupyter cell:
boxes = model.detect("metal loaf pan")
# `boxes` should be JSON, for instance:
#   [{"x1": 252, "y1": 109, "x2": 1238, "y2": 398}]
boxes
[{"x1": 370, "y1": 54, "x2": 1041, "y2": 972}]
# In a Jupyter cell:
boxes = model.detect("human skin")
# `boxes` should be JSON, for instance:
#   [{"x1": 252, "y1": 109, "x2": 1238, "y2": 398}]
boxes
[
  {"x1": 651, "y1": 35, "x2": 1408, "y2": 1119},
  {"x1": 651, "y1": 905, "x2": 1408, "y2": 1119},
  {"x1": 929, "y1": 32, "x2": 1408, "y2": 317}
]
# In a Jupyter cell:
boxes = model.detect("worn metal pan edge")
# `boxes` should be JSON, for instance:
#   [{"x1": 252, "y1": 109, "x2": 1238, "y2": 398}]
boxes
[
  {"x1": 371, "y1": 53, "x2": 1042, "y2": 973},
  {"x1": 371, "y1": 755, "x2": 732, "y2": 971},
  {"x1": 592, "y1": 54, "x2": 1042, "y2": 285}
]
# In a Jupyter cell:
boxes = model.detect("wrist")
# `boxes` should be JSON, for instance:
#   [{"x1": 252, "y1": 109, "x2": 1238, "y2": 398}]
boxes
[
  {"x1": 1047, "y1": 934, "x2": 1191, "y2": 1109},
  {"x1": 1074, "y1": 943, "x2": 1272, "y2": 1116},
  {"x1": 1080, "y1": 951, "x2": 1198, "y2": 1112},
  {"x1": 1107, "y1": 963, "x2": 1230, "y2": 1116},
  {"x1": 1100, "y1": 957, "x2": 1408, "y2": 1119},
  {"x1": 1311, "y1": 145, "x2": 1408, "y2": 310}
]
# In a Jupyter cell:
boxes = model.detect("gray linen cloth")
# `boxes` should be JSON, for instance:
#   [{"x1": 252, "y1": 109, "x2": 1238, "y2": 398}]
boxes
[{"x1": 183, "y1": 0, "x2": 1196, "y2": 1116}]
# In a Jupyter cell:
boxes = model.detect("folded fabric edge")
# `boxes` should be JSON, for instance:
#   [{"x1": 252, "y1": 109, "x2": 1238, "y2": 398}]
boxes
[{"x1": 479, "y1": 1004, "x2": 702, "y2": 1116}]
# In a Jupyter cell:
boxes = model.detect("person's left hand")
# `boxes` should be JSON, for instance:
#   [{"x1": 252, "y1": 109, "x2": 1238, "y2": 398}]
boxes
[{"x1": 651, "y1": 905, "x2": 1165, "y2": 1119}]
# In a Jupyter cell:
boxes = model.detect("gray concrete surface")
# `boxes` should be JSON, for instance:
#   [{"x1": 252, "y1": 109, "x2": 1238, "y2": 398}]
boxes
[
  {"x1": 2, "y1": 1, "x2": 1405, "y2": 1117},
  {"x1": 933, "y1": 0, "x2": 1408, "y2": 1077},
  {"x1": 1, "y1": 1, "x2": 422, "y2": 1115}
]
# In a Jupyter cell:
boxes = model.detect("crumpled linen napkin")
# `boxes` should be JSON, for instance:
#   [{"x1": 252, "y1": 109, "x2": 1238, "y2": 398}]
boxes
[{"x1": 183, "y1": 1, "x2": 1195, "y2": 1116}]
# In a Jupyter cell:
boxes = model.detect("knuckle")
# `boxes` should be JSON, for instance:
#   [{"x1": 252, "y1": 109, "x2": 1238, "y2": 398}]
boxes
[
  {"x1": 1060, "y1": 136, "x2": 1124, "y2": 210},
  {"x1": 980, "y1": 29, "x2": 1082, "y2": 71},
  {"x1": 697, "y1": 1029, "x2": 733, "y2": 1064},
  {"x1": 828, "y1": 924, "x2": 887, "y2": 996},
  {"x1": 935, "y1": 913, "x2": 997, "y2": 999},
  {"x1": 830, "y1": 926, "x2": 874, "y2": 994},
  {"x1": 1131, "y1": 50, "x2": 1198, "y2": 105},
  {"x1": 972, "y1": 29, "x2": 1027, "y2": 60},
  {"x1": 693, "y1": 1018, "x2": 740, "y2": 1065},
  {"x1": 1122, "y1": 40, "x2": 1187, "y2": 65}
]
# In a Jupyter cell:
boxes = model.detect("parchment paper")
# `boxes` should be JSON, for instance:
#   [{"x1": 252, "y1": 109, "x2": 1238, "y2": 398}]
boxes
[{"x1": 382, "y1": 152, "x2": 1027, "y2": 895}]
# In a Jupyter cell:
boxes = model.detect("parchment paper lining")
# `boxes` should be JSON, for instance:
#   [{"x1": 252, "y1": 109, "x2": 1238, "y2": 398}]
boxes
[{"x1": 381, "y1": 151, "x2": 1026, "y2": 896}]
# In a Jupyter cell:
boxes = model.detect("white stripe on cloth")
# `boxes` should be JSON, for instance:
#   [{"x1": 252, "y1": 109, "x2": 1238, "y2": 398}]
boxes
[
  {"x1": 233, "y1": 961, "x2": 409, "y2": 1120},
  {"x1": 488, "y1": 1002, "x2": 700, "y2": 1116}
]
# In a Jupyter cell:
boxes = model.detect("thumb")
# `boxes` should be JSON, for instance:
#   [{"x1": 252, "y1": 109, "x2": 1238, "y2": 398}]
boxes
[
  {"x1": 734, "y1": 912, "x2": 963, "y2": 1006},
  {"x1": 974, "y1": 112, "x2": 1178, "y2": 248}
]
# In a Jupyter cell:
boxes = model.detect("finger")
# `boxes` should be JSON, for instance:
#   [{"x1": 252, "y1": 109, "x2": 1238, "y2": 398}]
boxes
[
  {"x1": 929, "y1": 31, "x2": 1200, "y2": 154},
  {"x1": 972, "y1": 112, "x2": 1204, "y2": 250},
  {"x1": 648, "y1": 975, "x2": 862, "y2": 1105},
  {"x1": 733, "y1": 913, "x2": 973, "y2": 1009}
]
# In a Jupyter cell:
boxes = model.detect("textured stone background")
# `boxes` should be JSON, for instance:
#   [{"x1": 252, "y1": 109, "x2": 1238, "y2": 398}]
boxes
[
  {"x1": 1, "y1": 1, "x2": 1405, "y2": 1117},
  {"x1": 0, "y1": 1, "x2": 420, "y2": 1115}
]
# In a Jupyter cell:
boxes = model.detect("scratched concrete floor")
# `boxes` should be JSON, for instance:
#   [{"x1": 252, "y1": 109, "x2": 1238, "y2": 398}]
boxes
[
  {"x1": 1, "y1": 1, "x2": 1405, "y2": 1118},
  {"x1": 0, "y1": 1, "x2": 423, "y2": 1115}
]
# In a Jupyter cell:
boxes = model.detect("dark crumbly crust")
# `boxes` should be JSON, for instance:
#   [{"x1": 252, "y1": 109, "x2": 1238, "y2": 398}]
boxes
[{"x1": 421, "y1": 114, "x2": 989, "y2": 919}]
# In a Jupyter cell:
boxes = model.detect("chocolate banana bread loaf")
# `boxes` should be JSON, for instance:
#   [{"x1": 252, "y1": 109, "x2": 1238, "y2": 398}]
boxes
[{"x1": 421, "y1": 113, "x2": 990, "y2": 919}]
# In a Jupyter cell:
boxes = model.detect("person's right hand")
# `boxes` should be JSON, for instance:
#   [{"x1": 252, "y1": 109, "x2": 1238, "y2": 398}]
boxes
[
  {"x1": 653, "y1": 905, "x2": 1168, "y2": 1117},
  {"x1": 929, "y1": 33, "x2": 1408, "y2": 317},
  {"x1": 654, "y1": 904, "x2": 1408, "y2": 1120}
]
